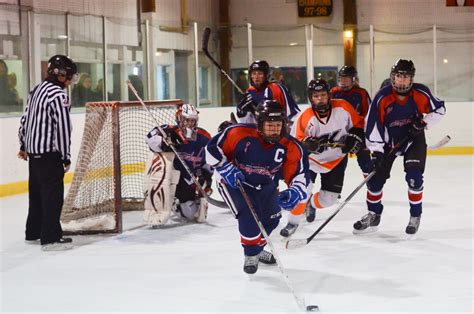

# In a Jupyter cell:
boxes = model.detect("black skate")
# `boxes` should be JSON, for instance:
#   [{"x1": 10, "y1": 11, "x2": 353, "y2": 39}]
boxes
[
  {"x1": 243, "y1": 255, "x2": 259, "y2": 274},
  {"x1": 280, "y1": 223, "x2": 298, "y2": 237},
  {"x1": 259, "y1": 250, "x2": 276, "y2": 265},
  {"x1": 353, "y1": 212, "x2": 381, "y2": 234},
  {"x1": 306, "y1": 203, "x2": 316, "y2": 223},
  {"x1": 405, "y1": 216, "x2": 421, "y2": 235},
  {"x1": 41, "y1": 237, "x2": 73, "y2": 251}
]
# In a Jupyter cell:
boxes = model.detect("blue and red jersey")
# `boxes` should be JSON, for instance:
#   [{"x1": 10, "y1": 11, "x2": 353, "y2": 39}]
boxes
[
  {"x1": 365, "y1": 83, "x2": 446, "y2": 153},
  {"x1": 330, "y1": 85, "x2": 371, "y2": 118},
  {"x1": 247, "y1": 82, "x2": 300, "y2": 121},
  {"x1": 205, "y1": 124, "x2": 309, "y2": 192},
  {"x1": 163, "y1": 125, "x2": 211, "y2": 180}
]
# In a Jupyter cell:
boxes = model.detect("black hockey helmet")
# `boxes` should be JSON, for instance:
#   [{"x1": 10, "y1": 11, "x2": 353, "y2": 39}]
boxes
[
  {"x1": 390, "y1": 59, "x2": 416, "y2": 95},
  {"x1": 249, "y1": 60, "x2": 270, "y2": 87},
  {"x1": 255, "y1": 99, "x2": 287, "y2": 143},
  {"x1": 308, "y1": 79, "x2": 331, "y2": 117},
  {"x1": 47, "y1": 55, "x2": 78, "y2": 84},
  {"x1": 338, "y1": 65, "x2": 358, "y2": 91}
]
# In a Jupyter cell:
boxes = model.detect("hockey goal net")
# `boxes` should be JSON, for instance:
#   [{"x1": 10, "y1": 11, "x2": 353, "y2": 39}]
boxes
[{"x1": 61, "y1": 99, "x2": 182, "y2": 234}]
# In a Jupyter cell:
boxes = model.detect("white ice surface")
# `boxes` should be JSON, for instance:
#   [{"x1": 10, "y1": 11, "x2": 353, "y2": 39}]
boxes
[{"x1": 1, "y1": 156, "x2": 472, "y2": 313}]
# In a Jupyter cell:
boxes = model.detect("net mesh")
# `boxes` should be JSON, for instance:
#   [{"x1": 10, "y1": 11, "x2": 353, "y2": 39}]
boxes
[{"x1": 61, "y1": 100, "x2": 182, "y2": 233}]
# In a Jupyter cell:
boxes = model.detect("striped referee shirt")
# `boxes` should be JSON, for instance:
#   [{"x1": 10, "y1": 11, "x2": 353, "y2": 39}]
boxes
[{"x1": 18, "y1": 80, "x2": 72, "y2": 163}]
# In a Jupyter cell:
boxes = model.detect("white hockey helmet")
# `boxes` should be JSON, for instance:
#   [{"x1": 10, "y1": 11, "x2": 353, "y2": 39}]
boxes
[{"x1": 176, "y1": 104, "x2": 199, "y2": 139}]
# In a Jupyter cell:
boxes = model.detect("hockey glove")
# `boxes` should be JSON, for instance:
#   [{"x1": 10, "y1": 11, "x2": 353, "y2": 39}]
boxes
[
  {"x1": 216, "y1": 162, "x2": 244, "y2": 189},
  {"x1": 236, "y1": 92, "x2": 256, "y2": 118},
  {"x1": 342, "y1": 128, "x2": 364, "y2": 154},
  {"x1": 407, "y1": 117, "x2": 427, "y2": 140},
  {"x1": 302, "y1": 137, "x2": 327, "y2": 154},
  {"x1": 278, "y1": 187, "x2": 304, "y2": 211},
  {"x1": 217, "y1": 120, "x2": 233, "y2": 133},
  {"x1": 198, "y1": 169, "x2": 213, "y2": 196},
  {"x1": 370, "y1": 151, "x2": 386, "y2": 173}
]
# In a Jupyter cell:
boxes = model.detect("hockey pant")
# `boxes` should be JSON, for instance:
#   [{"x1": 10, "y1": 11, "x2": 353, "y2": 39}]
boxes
[
  {"x1": 367, "y1": 133, "x2": 427, "y2": 217},
  {"x1": 288, "y1": 156, "x2": 348, "y2": 224},
  {"x1": 218, "y1": 181, "x2": 281, "y2": 256},
  {"x1": 144, "y1": 152, "x2": 180, "y2": 225},
  {"x1": 175, "y1": 174, "x2": 208, "y2": 222}
]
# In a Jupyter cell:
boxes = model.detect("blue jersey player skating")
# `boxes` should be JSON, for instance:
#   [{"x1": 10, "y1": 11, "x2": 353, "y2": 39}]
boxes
[
  {"x1": 353, "y1": 59, "x2": 446, "y2": 235},
  {"x1": 206, "y1": 100, "x2": 310, "y2": 274}
]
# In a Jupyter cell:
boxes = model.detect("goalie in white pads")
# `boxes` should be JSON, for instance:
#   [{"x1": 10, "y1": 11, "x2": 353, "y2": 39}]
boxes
[{"x1": 144, "y1": 104, "x2": 213, "y2": 226}]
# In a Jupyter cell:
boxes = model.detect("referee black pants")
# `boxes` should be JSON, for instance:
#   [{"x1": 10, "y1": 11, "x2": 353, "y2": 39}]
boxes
[{"x1": 26, "y1": 152, "x2": 65, "y2": 245}]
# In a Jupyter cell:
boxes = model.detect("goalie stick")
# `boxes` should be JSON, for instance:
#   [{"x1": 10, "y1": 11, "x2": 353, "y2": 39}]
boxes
[
  {"x1": 285, "y1": 134, "x2": 451, "y2": 250},
  {"x1": 236, "y1": 180, "x2": 318, "y2": 312},
  {"x1": 126, "y1": 81, "x2": 229, "y2": 209},
  {"x1": 202, "y1": 27, "x2": 245, "y2": 95}
]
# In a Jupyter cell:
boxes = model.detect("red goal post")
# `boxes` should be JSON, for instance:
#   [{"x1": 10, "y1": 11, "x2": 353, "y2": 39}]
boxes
[{"x1": 61, "y1": 99, "x2": 183, "y2": 234}]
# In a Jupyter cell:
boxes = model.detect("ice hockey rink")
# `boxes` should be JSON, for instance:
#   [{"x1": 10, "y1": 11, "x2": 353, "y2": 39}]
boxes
[{"x1": 1, "y1": 154, "x2": 472, "y2": 313}]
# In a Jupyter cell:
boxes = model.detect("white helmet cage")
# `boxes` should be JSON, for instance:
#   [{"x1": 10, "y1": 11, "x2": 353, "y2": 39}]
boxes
[{"x1": 176, "y1": 104, "x2": 199, "y2": 139}]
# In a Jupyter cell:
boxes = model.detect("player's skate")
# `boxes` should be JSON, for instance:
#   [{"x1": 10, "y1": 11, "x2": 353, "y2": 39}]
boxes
[
  {"x1": 243, "y1": 255, "x2": 259, "y2": 274},
  {"x1": 405, "y1": 215, "x2": 421, "y2": 235},
  {"x1": 306, "y1": 203, "x2": 316, "y2": 223},
  {"x1": 259, "y1": 250, "x2": 276, "y2": 265},
  {"x1": 353, "y1": 211, "x2": 381, "y2": 234},
  {"x1": 41, "y1": 237, "x2": 73, "y2": 251},
  {"x1": 280, "y1": 222, "x2": 298, "y2": 237}
]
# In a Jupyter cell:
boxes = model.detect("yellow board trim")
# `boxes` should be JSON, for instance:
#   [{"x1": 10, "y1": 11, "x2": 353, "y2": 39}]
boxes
[
  {"x1": 0, "y1": 162, "x2": 146, "y2": 198},
  {"x1": 1, "y1": 148, "x2": 472, "y2": 198}
]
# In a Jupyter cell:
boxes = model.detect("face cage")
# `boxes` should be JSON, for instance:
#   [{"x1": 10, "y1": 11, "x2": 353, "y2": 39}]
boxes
[
  {"x1": 337, "y1": 76, "x2": 355, "y2": 91},
  {"x1": 390, "y1": 72, "x2": 414, "y2": 95},
  {"x1": 179, "y1": 118, "x2": 198, "y2": 139},
  {"x1": 312, "y1": 102, "x2": 331, "y2": 117},
  {"x1": 258, "y1": 119, "x2": 286, "y2": 143}
]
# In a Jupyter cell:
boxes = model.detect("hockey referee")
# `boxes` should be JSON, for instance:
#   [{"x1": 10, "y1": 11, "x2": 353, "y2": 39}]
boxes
[{"x1": 18, "y1": 55, "x2": 78, "y2": 251}]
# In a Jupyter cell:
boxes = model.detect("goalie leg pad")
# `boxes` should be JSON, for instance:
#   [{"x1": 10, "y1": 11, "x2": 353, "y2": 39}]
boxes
[
  {"x1": 143, "y1": 152, "x2": 180, "y2": 226},
  {"x1": 195, "y1": 197, "x2": 208, "y2": 223},
  {"x1": 180, "y1": 200, "x2": 198, "y2": 220}
]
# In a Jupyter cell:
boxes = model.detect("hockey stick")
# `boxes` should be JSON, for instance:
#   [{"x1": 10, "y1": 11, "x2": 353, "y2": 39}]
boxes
[
  {"x1": 285, "y1": 136, "x2": 410, "y2": 250},
  {"x1": 202, "y1": 27, "x2": 245, "y2": 95},
  {"x1": 236, "y1": 180, "x2": 318, "y2": 311},
  {"x1": 315, "y1": 134, "x2": 451, "y2": 151},
  {"x1": 127, "y1": 81, "x2": 229, "y2": 209},
  {"x1": 428, "y1": 135, "x2": 451, "y2": 150}
]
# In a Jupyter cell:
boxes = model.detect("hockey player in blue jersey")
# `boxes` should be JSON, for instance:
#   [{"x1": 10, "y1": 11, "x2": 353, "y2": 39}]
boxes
[
  {"x1": 236, "y1": 60, "x2": 300, "y2": 124},
  {"x1": 331, "y1": 65, "x2": 372, "y2": 179},
  {"x1": 145, "y1": 104, "x2": 213, "y2": 223},
  {"x1": 206, "y1": 100, "x2": 310, "y2": 274},
  {"x1": 353, "y1": 59, "x2": 446, "y2": 235}
]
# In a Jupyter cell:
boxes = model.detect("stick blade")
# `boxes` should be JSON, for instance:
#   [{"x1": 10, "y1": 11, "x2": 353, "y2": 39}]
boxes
[
  {"x1": 285, "y1": 238, "x2": 308, "y2": 249},
  {"x1": 202, "y1": 27, "x2": 211, "y2": 52}
]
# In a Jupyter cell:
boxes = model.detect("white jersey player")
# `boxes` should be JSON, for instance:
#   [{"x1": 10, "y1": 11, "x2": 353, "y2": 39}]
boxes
[
  {"x1": 144, "y1": 104, "x2": 213, "y2": 226},
  {"x1": 280, "y1": 79, "x2": 365, "y2": 237}
]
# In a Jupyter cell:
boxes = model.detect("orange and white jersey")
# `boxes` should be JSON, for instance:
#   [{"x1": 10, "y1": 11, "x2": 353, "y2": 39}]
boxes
[{"x1": 290, "y1": 99, "x2": 364, "y2": 173}]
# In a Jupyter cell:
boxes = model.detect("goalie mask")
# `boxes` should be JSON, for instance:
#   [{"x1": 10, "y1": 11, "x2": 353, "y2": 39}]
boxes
[
  {"x1": 308, "y1": 79, "x2": 331, "y2": 118},
  {"x1": 390, "y1": 59, "x2": 415, "y2": 95},
  {"x1": 176, "y1": 104, "x2": 199, "y2": 139},
  {"x1": 255, "y1": 100, "x2": 287, "y2": 143}
]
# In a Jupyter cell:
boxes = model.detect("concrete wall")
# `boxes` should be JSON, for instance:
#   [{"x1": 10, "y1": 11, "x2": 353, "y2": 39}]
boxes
[{"x1": 1, "y1": 101, "x2": 472, "y2": 186}]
